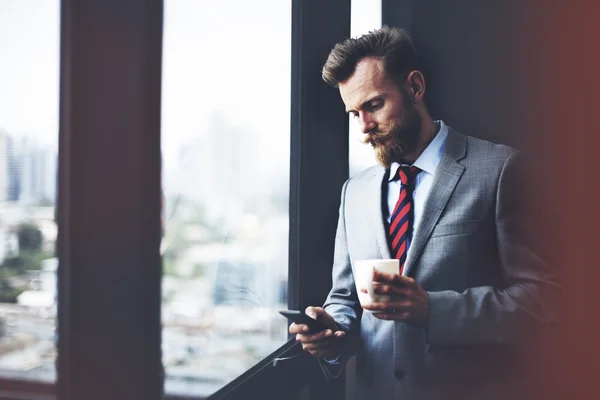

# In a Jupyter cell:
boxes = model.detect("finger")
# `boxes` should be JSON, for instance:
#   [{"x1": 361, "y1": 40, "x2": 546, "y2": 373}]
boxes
[
  {"x1": 361, "y1": 283, "x2": 410, "y2": 296},
  {"x1": 304, "y1": 306, "x2": 326, "y2": 327},
  {"x1": 305, "y1": 306, "x2": 340, "y2": 333},
  {"x1": 305, "y1": 306, "x2": 323, "y2": 319},
  {"x1": 296, "y1": 329, "x2": 335, "y2": 343},
  {"x1": 300, "y1": 332, "x2": 345, "y2": 351},
  {"x1": 289, "y1": 323, "x2": 309, "y2": 334},
  {"x1": 297, "y1": 329, "x2": 345, "y2": 347},
  {"x1": 301, "y1": 337, "x2": 339, "y2": 351},
  {"x1": 373, "y1": 271, "x2": 414, "y2": 286},
  {"x1": 372, "y1": 283, "x2": 410, "y2": 298}
]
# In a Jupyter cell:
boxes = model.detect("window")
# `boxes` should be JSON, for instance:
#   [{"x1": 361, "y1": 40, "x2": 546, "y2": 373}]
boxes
[
  {"x1": 161, "y1": 0, "x2": 291, "y2": 396},
  {"x1": 0, "y1": 0, "x2": 59, "y2": 384},
  {"x1": 0, "y1": 1, "x2": 352, "y2": 398},
  {"x1": 349, "y1": 0, "x2": 381, "y2": 177}
]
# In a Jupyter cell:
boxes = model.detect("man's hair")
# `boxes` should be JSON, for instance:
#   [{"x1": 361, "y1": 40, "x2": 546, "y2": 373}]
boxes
[{"x1": 322, "y1": 26, "x2": 419, "y2": 88}]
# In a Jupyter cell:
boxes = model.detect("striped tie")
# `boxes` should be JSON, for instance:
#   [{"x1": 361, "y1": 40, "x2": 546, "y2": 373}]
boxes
[{"x1": 389, "y1": 165, "x2": 420, "y2": 272}]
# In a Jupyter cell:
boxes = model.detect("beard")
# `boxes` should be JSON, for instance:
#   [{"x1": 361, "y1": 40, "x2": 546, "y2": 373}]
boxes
[{"x1": 363, "y1": 95, "x2": 422, "y2": 168}]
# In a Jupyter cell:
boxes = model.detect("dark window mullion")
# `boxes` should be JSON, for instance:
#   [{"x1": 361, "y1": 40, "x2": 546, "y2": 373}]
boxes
[
  {"x1": 57, "y1": 1, "x2": 163, "y2": 400},
  {"x1": 288, "y1": 1, "x2": 350, "y2": 400},
  {"x1": 289, "y1": 0, "x2": 350, "y2": 316}
]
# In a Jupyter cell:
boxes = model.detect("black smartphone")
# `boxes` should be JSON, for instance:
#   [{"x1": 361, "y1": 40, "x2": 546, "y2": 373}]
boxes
[{"x1": 279, "y1": 309, "x2": 328, "y2": 333}]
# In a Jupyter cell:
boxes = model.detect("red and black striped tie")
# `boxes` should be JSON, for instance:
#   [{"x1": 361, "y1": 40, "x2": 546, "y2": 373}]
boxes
[{"x1": 389, "y1": 165, "x2": 420, "y2": 272}]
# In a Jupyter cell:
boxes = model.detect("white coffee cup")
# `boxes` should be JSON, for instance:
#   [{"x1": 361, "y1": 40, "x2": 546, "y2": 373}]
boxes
[{"x1": 354, "y1": 259, "x2": 400, "y2": 311}]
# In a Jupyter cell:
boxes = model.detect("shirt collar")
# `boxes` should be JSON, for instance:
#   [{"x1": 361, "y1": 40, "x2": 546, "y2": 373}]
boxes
[{"x1": 388, "y1": 120, "x2": 449, "y2": 181}]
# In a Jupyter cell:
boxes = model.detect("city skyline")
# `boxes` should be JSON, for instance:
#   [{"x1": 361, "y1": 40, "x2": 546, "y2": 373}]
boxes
[
  {"x1": 0, "y1": 131, "x2": 57, "y2": 205},
  {"x1": 0, "y1": 0, "x2": 381, "y2": 175}
]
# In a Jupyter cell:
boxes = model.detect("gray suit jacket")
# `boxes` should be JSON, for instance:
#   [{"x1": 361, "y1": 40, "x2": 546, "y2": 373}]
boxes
[{"x1": 321, "y1": 128, "x2": 560, "y2": 399}]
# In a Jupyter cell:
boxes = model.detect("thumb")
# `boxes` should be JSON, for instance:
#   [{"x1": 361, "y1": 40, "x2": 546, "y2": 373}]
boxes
[
  {"x1": 305, "y1": 306, "x2": 320, "y2": 319},
  {"x1": 306, "y1": 307, "x2": 338, "y2": 331}
]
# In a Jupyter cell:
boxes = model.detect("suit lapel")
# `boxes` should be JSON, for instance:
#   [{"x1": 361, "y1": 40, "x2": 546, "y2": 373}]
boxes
[
  {"x1": 369, "y1": 167, "x2": 392, "y2": 259},
  {"x1": 402, "y1": 129, "x2": 467, "y2": 277}
]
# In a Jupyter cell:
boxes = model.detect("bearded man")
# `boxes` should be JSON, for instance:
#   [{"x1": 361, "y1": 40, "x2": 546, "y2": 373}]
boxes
[{"x1": 289, "y1": 27, "x2": 560, "y2": 399}]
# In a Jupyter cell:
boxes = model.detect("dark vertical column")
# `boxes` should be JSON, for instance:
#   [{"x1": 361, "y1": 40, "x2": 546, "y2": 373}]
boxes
[
  {"x1": 289, "y1": 0, "x2": 350, "y2": 318},
  {"x1": 289, "y1": 1, "x2": 350, "y2": 399},
  {"x1": 382, "y1": 0, "x2": 412, "y2": 33},
  {"x1": 57, "y1": 1, "x2": 163, "y2": 399}
]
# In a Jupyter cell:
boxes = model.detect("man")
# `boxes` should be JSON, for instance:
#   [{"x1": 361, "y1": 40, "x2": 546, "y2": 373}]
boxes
[{"x1": 289, "y1": 27, "x2": 560, "y2": 399}]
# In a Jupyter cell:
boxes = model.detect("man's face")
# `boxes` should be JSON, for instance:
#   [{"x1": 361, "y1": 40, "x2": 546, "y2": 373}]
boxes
[{"x1": 339, "y1": 57, "x2": 421, "y2": 168}]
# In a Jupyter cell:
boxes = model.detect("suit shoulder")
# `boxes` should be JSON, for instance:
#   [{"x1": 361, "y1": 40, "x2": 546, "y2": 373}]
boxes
[
  {"x1": 463, "y1": 134, "x2": 518, "y2": 164},
  {"x1": 341, "y1": 165, "x2": 384, "y2": 200},
  {"x1": 346, "y1": 165, "x2": 382, "y2": 185}
]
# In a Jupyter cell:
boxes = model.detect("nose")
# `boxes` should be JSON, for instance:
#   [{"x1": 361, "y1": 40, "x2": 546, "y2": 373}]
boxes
[{"x1": 359, "y1": 113, "x2": 377, "y2": 134}]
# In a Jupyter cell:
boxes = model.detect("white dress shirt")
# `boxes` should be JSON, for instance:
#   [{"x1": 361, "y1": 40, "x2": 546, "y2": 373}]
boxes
[{"x1": 386, "y1": 120, "x2": 449, "y2": 246}]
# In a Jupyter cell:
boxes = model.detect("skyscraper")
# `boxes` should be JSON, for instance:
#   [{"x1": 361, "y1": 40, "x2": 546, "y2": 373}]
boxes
[
  {"x1": 17, "y1": 139, "x2": 57, "y2": 206},
  {"x1": 0, "y1": 131, "x2": 19, "y2": 202}
]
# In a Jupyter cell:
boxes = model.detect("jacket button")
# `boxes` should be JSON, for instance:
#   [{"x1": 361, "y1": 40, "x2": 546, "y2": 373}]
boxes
[{"x1": 394, "y1": 369, "x2": 406, "y2": 380}]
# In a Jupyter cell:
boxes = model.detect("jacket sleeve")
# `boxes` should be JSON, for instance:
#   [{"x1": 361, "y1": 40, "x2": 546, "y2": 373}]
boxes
[
  {"x1": 317, "y1": 180, "x2": 363, "y2": 379},
  {"x1": 426, "y1": 151, "x2": 563, "y2": 349}
]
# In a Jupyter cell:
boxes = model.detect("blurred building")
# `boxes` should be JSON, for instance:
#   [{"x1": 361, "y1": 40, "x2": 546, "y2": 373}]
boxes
[
  {"x1": 0, "y1": 131, "x2": 19, "y2": 202},
  {"x1": 0, "y1": 218, "x2": 19, "y2": 264},
  {"x1": 17, "y1": 257, "x2": 57, "y2": 309},
  {"x1": 16, "y1": 140, "x2": 57, "y2": 206},
  {"x1": 171, "y1": 112, "x2": 271, "y2": 226}
]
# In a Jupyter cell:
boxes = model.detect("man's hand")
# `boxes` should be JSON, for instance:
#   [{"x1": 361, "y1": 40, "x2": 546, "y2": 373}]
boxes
[
  {"x1": 289, "y1": 306, "x2": 346, "y2": 358},
  {"x1": 361, "y1": 271, "x2": 429, "y2": 327}
]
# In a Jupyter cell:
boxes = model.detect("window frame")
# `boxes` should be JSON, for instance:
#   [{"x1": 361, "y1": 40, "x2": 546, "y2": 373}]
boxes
[
  {"x1": 56, "y1": 0, "x2": 164, "y2": 399},
  {"x1": 0, "y1": 0, "x2": 351, "y2": 399}
]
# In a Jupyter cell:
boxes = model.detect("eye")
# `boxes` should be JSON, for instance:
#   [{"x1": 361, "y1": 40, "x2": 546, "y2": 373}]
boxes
[
  {"x1": 369, "y1": 99, "x2": 383, "y2": 111},
  {"x1": 349, "y1": 111, "x2": 359, "y2": 119}
]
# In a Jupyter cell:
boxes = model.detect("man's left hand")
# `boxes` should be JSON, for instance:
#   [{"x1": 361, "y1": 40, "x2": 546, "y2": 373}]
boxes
[{"x1": 360, "y1": 271, "x2": 429, "y2": 327}]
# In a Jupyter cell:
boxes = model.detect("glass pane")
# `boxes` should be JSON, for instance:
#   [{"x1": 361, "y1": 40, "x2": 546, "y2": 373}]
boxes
[
  {"x1": 349, "y1": 0, "x2": 381, "y2": 177},
  {"x1": 0, "y1": 1, "x2": 60, "y2": 383},
  {"x1": 161, "y1": 0, "x2": 291, "y2": 396}
]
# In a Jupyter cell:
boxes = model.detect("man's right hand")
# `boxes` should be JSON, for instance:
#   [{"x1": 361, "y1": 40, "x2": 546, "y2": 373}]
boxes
[{"x1": 289, "y1": 306, "x2": 346, "y2": 358}]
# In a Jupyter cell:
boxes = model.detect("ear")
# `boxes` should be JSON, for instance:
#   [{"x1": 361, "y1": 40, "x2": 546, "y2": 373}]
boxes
[{"x1": 406, "y1": 70, "x2": 426, "y2": 103}]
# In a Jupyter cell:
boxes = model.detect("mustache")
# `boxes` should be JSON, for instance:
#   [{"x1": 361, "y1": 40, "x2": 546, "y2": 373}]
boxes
[{"x1": 363, "y1": 130, "x2": 393, "y2": 145}]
